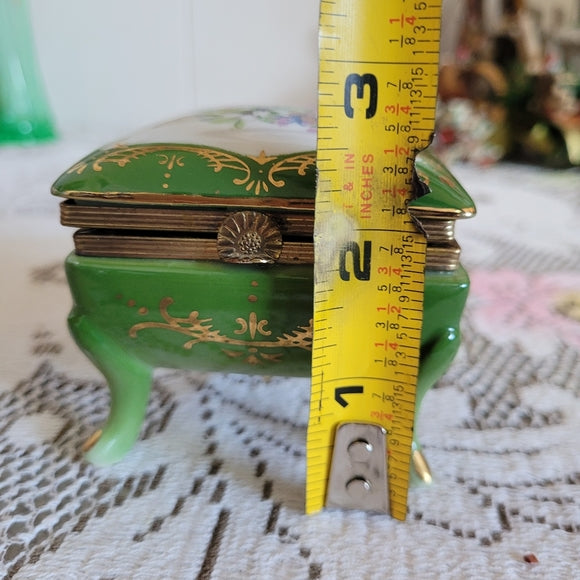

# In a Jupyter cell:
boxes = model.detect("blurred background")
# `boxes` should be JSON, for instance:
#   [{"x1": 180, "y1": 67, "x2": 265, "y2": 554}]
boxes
[
  {"x1": 24, "y1": 0, "x2": 320, "y2": 140},
  {"x1": 2, "y1": 0, "x2": 580, "y2": 164}
]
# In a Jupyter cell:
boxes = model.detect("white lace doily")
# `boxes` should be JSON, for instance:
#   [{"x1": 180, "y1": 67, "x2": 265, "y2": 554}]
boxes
[{"x1": 1, "y1": 139, "x2": 580, "y2": 579}]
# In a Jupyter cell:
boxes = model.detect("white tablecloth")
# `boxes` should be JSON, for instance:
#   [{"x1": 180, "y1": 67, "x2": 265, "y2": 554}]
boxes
[{"x1": 1, "y1": 138, "x2": 580, "y2": 579}]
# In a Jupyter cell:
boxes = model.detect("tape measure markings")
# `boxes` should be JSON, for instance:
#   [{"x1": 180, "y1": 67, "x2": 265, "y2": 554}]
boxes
[{"x1": 308, "y1": 0, "x2": 442, "y2": 519}]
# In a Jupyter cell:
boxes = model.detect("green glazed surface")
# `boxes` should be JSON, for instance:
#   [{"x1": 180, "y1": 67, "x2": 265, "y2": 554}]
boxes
[
  {"x1": 52, "y1": 146, "x2": 472, "y2": 215},
  {"x1": 66, "y1": 253, "x2": 469, "y2": 465}
]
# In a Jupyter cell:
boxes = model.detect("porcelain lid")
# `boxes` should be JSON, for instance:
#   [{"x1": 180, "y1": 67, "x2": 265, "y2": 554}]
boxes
[{"x1": 51, "y1": 107, "x2": 474, "y2": 218}]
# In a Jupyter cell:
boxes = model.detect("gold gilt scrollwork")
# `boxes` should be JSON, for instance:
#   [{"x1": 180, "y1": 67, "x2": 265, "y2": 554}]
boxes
[
  {"x1": 234, "y1": 312, "x2": 272, "y2": 339},
  {"x1": 267, "y1": 153, "x2": 315, "y2": 187},
  {"x1": 157, "y1": 153, "x2": 185, "y2": 170},
  {"x1": 68, "y1": 144, "x2": 315, "y2": 196},
  {"x1": 67, "y1": 145, "x2": 153, "y2": 174},
  {"x1": 129, "y1": 297, "x2": 312, "y2": 365}
]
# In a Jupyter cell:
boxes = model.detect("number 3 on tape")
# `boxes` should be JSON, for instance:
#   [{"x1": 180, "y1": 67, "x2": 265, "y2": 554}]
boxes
[{"x1": 306, "y1": 0, "x2": 442, "y2": 520}]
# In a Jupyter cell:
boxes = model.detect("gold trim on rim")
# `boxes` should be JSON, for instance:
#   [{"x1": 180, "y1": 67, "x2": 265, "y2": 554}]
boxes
[
  {"x1": 55, "y1": 191, "x2": 313, "y2": 211},
  {"x1": 72, "y1": 229, "x2": 461, "y2": 270},
  {"x1": 73, "y1": 230, "x2": 314, "y2": 264},
  {"x1": 60, "y1": 201, "x2": 314, "y2": 235}
]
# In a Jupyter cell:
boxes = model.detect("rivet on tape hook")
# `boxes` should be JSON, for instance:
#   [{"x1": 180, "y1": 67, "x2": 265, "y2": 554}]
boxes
[{"x1": 325, "y1": 422, "x2": 389, "y2": 514}]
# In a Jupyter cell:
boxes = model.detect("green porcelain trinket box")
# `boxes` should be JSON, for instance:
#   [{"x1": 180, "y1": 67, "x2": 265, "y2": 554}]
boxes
[{"x1": 52, "y1": 108, "x2": 475, "y2": 476}]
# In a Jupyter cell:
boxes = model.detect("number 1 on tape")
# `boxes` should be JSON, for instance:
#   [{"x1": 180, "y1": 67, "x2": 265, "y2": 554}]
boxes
[{"x1": 307, "y1": 0, "x2": 442, "y2": 519}]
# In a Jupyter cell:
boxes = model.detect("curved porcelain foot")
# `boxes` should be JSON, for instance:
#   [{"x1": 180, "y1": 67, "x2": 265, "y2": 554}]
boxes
[
  {"x1": 69, "y1": 313, "x2": 153, "y2": 465},
  {"x1": 411, "y1": 327, "x2": 461, "y2": 484}
]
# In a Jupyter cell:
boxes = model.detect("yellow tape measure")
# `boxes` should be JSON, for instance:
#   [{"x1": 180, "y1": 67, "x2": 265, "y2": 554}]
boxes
[{"x1": 307, "y1": 0, "x2": 442, "y2": 519}]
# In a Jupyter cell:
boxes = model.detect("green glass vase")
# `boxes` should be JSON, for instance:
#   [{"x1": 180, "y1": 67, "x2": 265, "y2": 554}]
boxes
[{"x1": 0, "y1": 0, "x2": 55, "y2": 143}]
